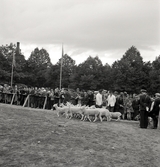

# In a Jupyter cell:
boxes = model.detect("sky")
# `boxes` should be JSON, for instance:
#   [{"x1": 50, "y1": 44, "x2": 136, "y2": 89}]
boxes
[{"x1": 0, "y1": 0, "x2": 160, "y2": 65}]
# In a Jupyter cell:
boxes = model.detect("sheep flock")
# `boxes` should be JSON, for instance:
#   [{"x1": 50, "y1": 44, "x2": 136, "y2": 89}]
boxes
[{"x1": 53, "y1": 102, "x2": 122, "y2": 122}]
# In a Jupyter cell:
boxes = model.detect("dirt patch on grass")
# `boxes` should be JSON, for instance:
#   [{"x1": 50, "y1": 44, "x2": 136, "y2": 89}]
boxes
[{"x1": 0, "y1": 103, "x2": 160, "y2": 167}]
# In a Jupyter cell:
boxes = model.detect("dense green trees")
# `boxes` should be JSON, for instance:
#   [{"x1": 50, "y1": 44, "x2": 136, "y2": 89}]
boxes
[
  {"x1": 0, "y1": 43, "x2": 28, "y2": 84},
  {"x1": 76, "y1": 56, "x2": 104, "y2": 90},
  {"x1": 111, "y1": 46, "x2": 149, "y2": 93},
  {"x1": 149, "y1": 56, "x2": 160, "y2": 94},
  {"x1": 27, "y1": 48, "x2": 52, "y2": 87},
  {"x1": 46, "y1": 54, "x2": 76, "y2": 89},
  {"x1": 0, "y1": 43, "x2": 159, "y2": 94}
]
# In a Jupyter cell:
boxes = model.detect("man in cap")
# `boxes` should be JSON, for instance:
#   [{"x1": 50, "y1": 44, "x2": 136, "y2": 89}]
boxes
[
  {"x1": 139, "y1": 88, "x2": 151, "y2": 128},
  {"x1": 148, "y1": 93, "x2": 160, "y2": 129}
]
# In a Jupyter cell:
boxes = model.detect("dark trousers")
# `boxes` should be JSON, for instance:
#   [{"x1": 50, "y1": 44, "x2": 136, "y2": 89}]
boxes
[
  {"x1": 96, "y1": 104, "x2": 102, "y2": 108},
  {"x1": 153, "y1": 116, "x2": 158, "y2": 128},
  {"x1": 133, "y1": 110, "x2": 139, "y2": 120},
  {"x1": 108, "y1": 106, "x2": 114, "y2": 112},
  {"x1": 50, "y1": 100, "x2": 54, "y2": 109},
  {"x1": 54, "y1": 98, "x2": 59, "y2": 106},
  {"x1": 140, "y1": 110, "x2": 148, "y2": 128},
  {"x1": 88, "y1": 100, "x2": 95, "y2": 107}
]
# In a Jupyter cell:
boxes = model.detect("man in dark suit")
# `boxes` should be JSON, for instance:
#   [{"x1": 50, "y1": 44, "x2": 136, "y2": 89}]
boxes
[
  {"x1": 149, "y1": 93, "x2": 160, "y2": 129},
  {"x1": 132, "y1": 94, "x2": 140, "y2": 120},
  {"x1": 139, "y1": 88, "x2": 151, "y2": 128},
  {"x1": 63, "y1": 89, "x2": 71, "y2": 104}
]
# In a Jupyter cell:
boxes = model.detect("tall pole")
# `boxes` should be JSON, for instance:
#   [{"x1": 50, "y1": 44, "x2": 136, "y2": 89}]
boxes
[
  {"x1": 11, "y1": 63, "x2": 14, "y2": 88},
  {"x1": 10, "y1": 42, "x2": 19, "y2": 88},
  {"x1": 59, "y1": 44, "x2": 63, "y2": 90},
  {"x1": 11, "y1": 51, "x2": 15, "y2": 88}
]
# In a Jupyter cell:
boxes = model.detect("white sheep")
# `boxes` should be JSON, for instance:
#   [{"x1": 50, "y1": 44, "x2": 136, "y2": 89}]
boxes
[
  {"x1": 82, "y1": 108, "x2": 100, "y2": 122},
  {"x1": 53, "y1": 104, "x2": 69, "y2": 118},
  {"x1": 68, "y1": 106, "x2": 86, "y2": 120},
  {"x1": 109, "y1": 112, "x2": 122, "y2": 121},
  {"x1": 98, "y1": 108, "x2": 111, "y2": 122}
]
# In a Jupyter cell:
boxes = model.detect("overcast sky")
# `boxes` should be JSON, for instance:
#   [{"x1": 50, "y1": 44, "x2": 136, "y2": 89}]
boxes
[{"x1": 1, "y1": 0, "x2": 160, "y2": 65}]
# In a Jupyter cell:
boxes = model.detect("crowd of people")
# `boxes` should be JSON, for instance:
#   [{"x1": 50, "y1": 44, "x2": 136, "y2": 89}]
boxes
[{"x1": 0, "y1": 84, "x2": 159, "y2": 129}]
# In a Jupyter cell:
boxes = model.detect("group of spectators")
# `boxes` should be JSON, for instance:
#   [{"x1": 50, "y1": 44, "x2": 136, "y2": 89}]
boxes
[{"x1": 0, "y1": 84, "x2": 159, "y2": 129}]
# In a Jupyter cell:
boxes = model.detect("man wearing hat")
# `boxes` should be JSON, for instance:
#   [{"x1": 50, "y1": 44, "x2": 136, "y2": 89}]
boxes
[
  {"x1": 148, "y1": 93, "x2": 160, "y2": 129},
  {"x1": 139, "y1": 88, "x2": 152, "y2": 128}
]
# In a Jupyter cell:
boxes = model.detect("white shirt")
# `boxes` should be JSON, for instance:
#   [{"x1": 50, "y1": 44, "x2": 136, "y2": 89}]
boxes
[
  {"x1": 96, "y1": 93, "x2": 103, "y2": 106},
  {"x1": 107, "y1": 94, "x2": 116, "y2": 107}
]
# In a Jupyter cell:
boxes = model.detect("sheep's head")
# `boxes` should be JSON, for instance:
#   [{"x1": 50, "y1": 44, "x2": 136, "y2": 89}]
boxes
[{"x1": 53, "y1": 104, "x2": 58, "y2": 107}]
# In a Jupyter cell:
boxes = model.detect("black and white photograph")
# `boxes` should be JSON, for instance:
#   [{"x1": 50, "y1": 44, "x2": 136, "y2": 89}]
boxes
[{"x1": 0, "y1": 0, "x2": 160, "y2": 166}]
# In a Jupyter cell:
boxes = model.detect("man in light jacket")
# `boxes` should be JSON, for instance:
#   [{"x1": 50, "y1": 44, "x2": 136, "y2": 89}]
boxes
[
  {"x1": 107, "y1": 90, "x2": 116, "y2": 112},
  {"x1": 96, "y1": 89, "x2": 103, "y2": 108}
]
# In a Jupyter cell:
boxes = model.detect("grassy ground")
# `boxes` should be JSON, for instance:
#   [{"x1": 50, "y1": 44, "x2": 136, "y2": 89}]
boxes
[{"x1": 0, "y1": 103, "x2": 160, "y2": 167}]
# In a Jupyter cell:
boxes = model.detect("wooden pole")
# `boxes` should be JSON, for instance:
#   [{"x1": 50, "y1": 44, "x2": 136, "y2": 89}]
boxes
[
  {"x1": 43, "y1": 96, "x2": 47, "y2": 109},
  {"x1": 11, "y1": 64, "x2": 14, "y2": 88},
  {"x1": 28, "y1": 95, "x2": 30, "y2": 107},
  {"x1": 59, "y1": 44, "x2": 63, "y2": 90},
  {"x1": 23, "y1": 94, "x2": 30, "y2": 107},
  {"x1": 11, "y1": 93, "x2": 16, "y2": 105},
  {"x1": 11, "y1": 51, "x2": 15, "y2": 88}
]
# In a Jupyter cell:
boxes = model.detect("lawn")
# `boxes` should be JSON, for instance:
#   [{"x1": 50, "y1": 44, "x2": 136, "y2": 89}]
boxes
[{"x1": 0, "y1": 103, "x2": 160, "y2": 167}]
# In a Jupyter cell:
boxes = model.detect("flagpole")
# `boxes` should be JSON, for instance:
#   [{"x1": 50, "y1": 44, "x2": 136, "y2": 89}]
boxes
[
  {"x1": 11, "y1": 51, "x2": 14, "y2": 88},
  {"x1": 10, "y1": 42, "x2": 19, "y2": 88},
  {"x1": 59, "y1": 44, "x2": 63, "y2": 90},
  {"x1": 11, "y1": 63, "x2": 14, "y2": 88}
]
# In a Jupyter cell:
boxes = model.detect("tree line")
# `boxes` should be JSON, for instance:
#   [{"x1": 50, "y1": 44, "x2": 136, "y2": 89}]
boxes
[{"x1": 0, "y1": 43, "x2": 160, "y2": 95}]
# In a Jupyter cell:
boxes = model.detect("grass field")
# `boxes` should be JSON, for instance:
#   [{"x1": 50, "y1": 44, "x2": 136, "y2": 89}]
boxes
[{"x1": 0, "y1": 103, "x2": 160, "y2": 167}]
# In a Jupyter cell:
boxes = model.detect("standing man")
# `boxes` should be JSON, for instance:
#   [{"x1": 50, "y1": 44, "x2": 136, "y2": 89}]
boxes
[
  {"x1": 107, "y1": 90, "x2": 116, "y2": 112},
  {"x1": 149, "y1": 93, "x2": 160, "y2": 129},
  {"x1": 139, "y1": 88, "x2": 151, "y2": 129},
  {"x1": 96, "y1": 89, "x2": 103, "y2": 108},
  {"x1": 63, "y1": 89, "x2": 71, "y2": 104},
  {"x1": 54, "y1": 88, "x2": 60, "y2": 106},
  {"x1": 115, "y1": 92, "x2": 124, "y2": 117},
  {"x1": 87, "y1": 90, "x2": 94, "y2": 107},
  {"x1": 132, "y1": 94, "x2": 140, "y2": 120}
]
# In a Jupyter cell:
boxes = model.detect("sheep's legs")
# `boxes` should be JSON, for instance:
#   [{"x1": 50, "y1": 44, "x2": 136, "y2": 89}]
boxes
[{"x1": 93, "y1": 115, "x2": 98, "y2": 122}]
